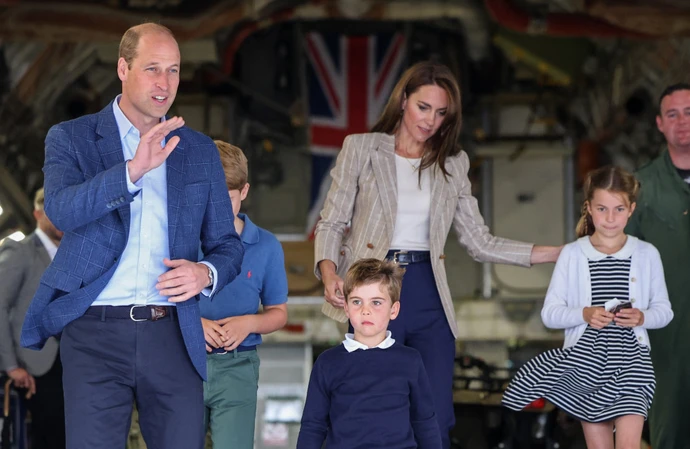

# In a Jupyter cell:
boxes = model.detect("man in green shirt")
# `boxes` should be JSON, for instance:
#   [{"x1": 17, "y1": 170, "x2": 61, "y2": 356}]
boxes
[{"x1": 626, "y1": 82, "x2": 690, "y2": 449}]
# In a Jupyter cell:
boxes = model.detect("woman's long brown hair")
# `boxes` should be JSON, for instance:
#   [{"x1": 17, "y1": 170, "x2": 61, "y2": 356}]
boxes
[{"x1": 371, "y1": 61, "x2": 462, "y2": 179}]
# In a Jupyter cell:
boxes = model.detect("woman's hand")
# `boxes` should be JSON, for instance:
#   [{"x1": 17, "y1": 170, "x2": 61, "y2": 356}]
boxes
[
  {"x1": 319, "y1": 260, "x2": 345, "y2": 308},
  {"x1": 614, "y1": 308, "x2": 645, "y2": 327},
  {"x1": 530, "y1": 245, "x2": 563, "y2": 264},
  {"x1": 583, "y1": 307, "x2": 614, "y2": 329}
]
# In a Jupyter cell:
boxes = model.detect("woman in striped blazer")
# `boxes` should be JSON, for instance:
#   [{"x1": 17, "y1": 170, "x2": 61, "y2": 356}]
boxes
[{"x1": 314, "y1": 61, "x2": 561, "y2": 448}]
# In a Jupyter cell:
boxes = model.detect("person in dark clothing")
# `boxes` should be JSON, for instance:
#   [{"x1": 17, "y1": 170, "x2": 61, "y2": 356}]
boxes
[
  {"x1": 0, "y1": 188, "x2": 65, "y2": 449},
  {"x1": 297, "y1": 258, "x2": 441, "y2": 449},
  {"x1": 626, "y1": 82, "x2": 690, "y2": 449}
]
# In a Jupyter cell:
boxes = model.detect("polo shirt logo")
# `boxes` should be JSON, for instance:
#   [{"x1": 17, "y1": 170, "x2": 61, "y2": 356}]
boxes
[{"x1": 247, "y1": 270, "x2": 252, "y2": 279}]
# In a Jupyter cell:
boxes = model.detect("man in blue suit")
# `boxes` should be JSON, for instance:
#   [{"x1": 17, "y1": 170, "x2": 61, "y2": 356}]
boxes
[{"x1": 20, "y1": 23, "x2": 244, "y2": 449}]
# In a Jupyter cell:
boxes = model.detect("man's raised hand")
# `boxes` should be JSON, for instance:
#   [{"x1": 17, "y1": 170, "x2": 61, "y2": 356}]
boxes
[{"x1": 128, "y1": 117, "x2": 185, "y2": 182}]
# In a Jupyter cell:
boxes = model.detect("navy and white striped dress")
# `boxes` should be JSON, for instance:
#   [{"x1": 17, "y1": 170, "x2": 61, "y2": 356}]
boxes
[{"x1": 502, "y1": 254, "x2": 655, "y2": 422}]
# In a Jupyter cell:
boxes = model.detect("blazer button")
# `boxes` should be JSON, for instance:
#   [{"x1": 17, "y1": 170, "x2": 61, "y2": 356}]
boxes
[
  {"x1": 367, "y1": 243, "x2": 374, "y2": 249},
  {"x1": 120, "y1": 196, "x2": 125, "y2": 202},
  {"x1": 439, "y1": 254, "x2": 446, "y2": 259},
  {"x1": 638, "y1": 336, "x2": 643, "y2": 342},
  {"x1": 631, "y1": 298, "x2": 635, "y2": 303},
  {"x1": 106, "y1": 203, "x2": 112, "y2": 208},
  {"x1": 631, "y1": 277, "x2": 636, "y2": 282},
  {"x1": 340, "y1": 250, "x2": 345, "y2": 256}
]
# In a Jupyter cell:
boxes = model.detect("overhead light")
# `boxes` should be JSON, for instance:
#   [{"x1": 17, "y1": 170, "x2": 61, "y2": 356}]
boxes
[
  {"x1": 0, "y1": 231, "x2": 25, "y2": 246},
  {"x1": 7, "y1": 231, "x2": 25, "y2": 242}
]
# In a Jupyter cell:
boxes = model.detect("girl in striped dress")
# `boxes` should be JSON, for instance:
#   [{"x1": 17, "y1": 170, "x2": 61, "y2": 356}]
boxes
[{"x1": 502, "y1": 166, "x2": 674, "y2": 448}]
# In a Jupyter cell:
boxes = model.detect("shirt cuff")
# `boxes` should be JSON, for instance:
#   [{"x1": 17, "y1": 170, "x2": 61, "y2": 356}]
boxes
[
  {"x1": 125, "y1": 160, "x2": 143, "y2": 194},
  {"x1": 4, "y1": 365, "x2": 18, "y2": 373},
  {"x1": 198, "y1": 261, "x2": 218, "y2": 296}
]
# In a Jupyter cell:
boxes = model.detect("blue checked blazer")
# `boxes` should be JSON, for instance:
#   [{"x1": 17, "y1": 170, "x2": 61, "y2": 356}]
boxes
[{"x1": 20, "y1": 102, "x2": 244, "y2": 379}]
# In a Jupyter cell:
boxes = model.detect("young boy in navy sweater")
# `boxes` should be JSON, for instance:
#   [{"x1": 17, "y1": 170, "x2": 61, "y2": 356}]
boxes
[{"x1": 297, "y1": 258, "x2": 441, "y2": 449}]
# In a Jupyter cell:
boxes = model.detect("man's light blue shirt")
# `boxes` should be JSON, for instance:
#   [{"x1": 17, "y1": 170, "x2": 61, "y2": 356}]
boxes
[{"x1": 93, "y1": 96, "x2": 215, "y2": 306}]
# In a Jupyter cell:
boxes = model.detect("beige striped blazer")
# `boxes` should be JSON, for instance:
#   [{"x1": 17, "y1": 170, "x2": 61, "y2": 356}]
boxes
[{"x1": 314, "y1": 132, "x2": 533, "y2": 338}]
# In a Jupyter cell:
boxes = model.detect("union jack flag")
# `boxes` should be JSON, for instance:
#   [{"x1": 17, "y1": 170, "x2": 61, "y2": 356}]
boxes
[{"x1": 304, "y1": 31, "x2": 407, "y2": 239}]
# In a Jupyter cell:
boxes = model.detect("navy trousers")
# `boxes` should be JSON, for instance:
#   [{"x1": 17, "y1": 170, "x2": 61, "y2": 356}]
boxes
[
  {"x1": 350, "y1": 259, "x2": 456, "y2": 449},
  {"x1": 60, "y1": 308, "x2": 204, "y2": 449}
]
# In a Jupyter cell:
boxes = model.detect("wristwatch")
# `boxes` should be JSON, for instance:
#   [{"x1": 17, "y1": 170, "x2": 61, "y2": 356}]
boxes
[{"x1": 205, "y1": 264, "x2": 214, "y2": 288}]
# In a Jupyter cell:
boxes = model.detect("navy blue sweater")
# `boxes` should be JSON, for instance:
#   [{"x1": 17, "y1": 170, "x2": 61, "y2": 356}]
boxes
[{"x1": 297, "y1": 342, "x2": 441, "y2": 449}]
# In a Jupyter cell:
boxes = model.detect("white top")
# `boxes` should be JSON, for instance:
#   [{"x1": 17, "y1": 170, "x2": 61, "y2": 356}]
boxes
[
  {"x1": 342, "y1": 331, "x2": 395, "y2": 352},
  {"x1": 541, "y1": 235, "x2": 673, "y2": 349},
  {"x1": 389, "y1": 155, "x2": 431, "y2": 250},
  {"x1": 35, "y1": 228, "x2": 58, "y2": 260}
]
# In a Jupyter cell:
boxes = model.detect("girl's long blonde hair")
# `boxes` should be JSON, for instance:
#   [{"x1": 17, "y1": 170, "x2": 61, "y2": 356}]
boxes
[{"x1": 575, "y1": 165, "x2": 640, "y2": 237}]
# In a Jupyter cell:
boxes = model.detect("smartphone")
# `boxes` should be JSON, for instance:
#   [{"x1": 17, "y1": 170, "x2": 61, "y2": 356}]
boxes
[{"x1": 611, "y1": 301, "x2": 632, "y2": 314}]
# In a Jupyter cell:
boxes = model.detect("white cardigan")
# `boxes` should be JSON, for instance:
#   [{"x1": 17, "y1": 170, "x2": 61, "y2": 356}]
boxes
[{"x1": 541, "y1": 236, "x2": 673, "y2": 349}]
